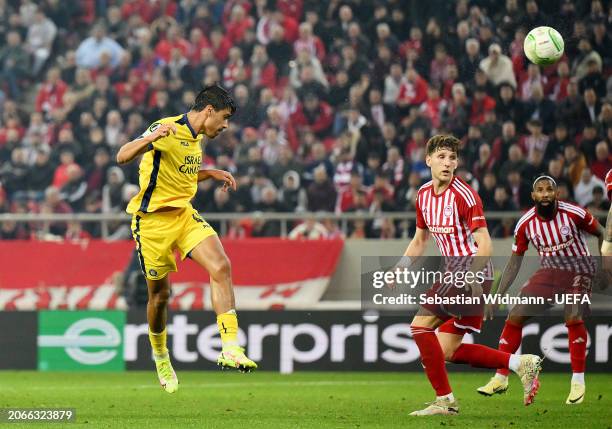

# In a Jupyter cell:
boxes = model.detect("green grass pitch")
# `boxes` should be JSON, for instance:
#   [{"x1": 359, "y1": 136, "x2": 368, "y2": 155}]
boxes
[{"x1": 2, "y1": 371, "x2": 610, "y2": 428}]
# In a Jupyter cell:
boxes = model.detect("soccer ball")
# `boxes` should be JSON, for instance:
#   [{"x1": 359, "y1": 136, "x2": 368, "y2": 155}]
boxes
[{"x1": 523, "y1": 26, "x2": 564, "y2": 66}]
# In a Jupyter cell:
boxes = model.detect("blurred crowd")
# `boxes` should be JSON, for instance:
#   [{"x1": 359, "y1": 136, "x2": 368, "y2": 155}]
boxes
[{"x1": 0, "y1": 0, "x2": 611, "y2": 241}]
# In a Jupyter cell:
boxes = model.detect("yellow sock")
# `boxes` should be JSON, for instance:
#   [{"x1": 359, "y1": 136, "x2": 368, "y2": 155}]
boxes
[
  {"x1": 149, "y1": 329, "x2": 168, "y2": 359},
  {"x1": 217, "y1": 310, "x2": 238, "y2": 348}
]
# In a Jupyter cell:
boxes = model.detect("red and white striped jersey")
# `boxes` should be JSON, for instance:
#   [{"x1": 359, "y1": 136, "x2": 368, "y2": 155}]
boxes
[
  {"x1": 605, "y1": 169, "x2": 612, "y2": 200},
  {"x1": 512, "y1": 201, "x2": 600, "y2": 273},
  {"x1": 416, "y1": 176, "x2": 488, "y2": 256}
]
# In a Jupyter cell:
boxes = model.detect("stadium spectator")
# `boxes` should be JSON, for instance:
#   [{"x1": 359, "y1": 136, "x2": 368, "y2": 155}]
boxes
[
  {"x1": 289, "y1": 49, "x2": 328, "y2": 98},
  {"x1": 442, "y1": 82, "x2": 470, "y2": 138},
  {"x1": 523, "y1": 147, "x2": 546, "y2": 182},
  {"x1": 458, "y1": 38, "x2": 482, "y2": 83},
  {"x1": 291, "y1": 92, "x2": 333, "y2": 139},
  {"x1": 26, "y1": 8, "x2": 57, "y2": 76},
  {"x1": 572, "y1": 38, "x2": 602, "y2": 80},
  {"x1": 340, "y1": 44, "x2": 369, "y2": 87},
  {"x1": 293, "y1": 22, "x2": 325, "y2": 61},
  {"x1": 574, "y1": 167, "x2": 606, "y2": 207},
  {"x1": 278, "y1": 170, "x2": 304, "y2": 212},
  {"x1": 383, "y1": 146, "x2": 408, "y2": 186},
  {"x1": 591, "y1": 141, "x2": 612, "y2": 181},
  {"x1": 506, "y1": 169, "x2": 532, "y2": 209},
  {"x1": 579, "y1": 59, "x2": 606, "y2": 98},
  {"x1": 0, "y1": 146, "x2": 28, "y2": 197},
  {"x1": 586, "y1": 187, "x2": 607, "y2": 217},
  {"x1": 547, "y1": 61, "x2": 571, "y2": 102},
  {"x1": 556, "y1": 78, "x2": 583, "y2": 132},
  {"x1": 578, "y1": 124, "x2": 600, "y2": 163},
  {"x1": 102, "y1": 166, "x2": 127, "y2": 213},
  {"x1": 397, "y1": 67, "x2": 428, "y2": 116},
  {"x1": 478, "y1": 172, "x2": 498, "y2": 207},
  {"x1": 365, "y1": 88, "x2": 395, "y2": 132},
  {"x1": 0, "y1": 0, "x2": 608, "y2": 242},
  {"x1": 563, "y1": 144, "x2": 588, "y2": 187},
  {"x1": 0, "y1": 31, "x2": 30, "y2": 99},
  {"x1": 491, "y1": 121, "x2": 518, "y2": 167},
  {"x1": 520, "y1": 119, "x2": 549, "y2": 161},
  {"x1": 307, "y1": 165, "x2": 336, "y2": 212},
  {"x1": 39, "y1": 186, "x2": 72, "y2": 237},
  {"x1": 337, "y1": 170, "x2": 368, "y2": 213},
  {"x1": 473, "y1": 143, "x2": 497, "y2": 183},
  {"x1": 253, "y1": 186, "x2": 288, "y2": 237},
  {"x1": 489, "y1": 185, "x2": 517, "y2": 237},
  {"x1": 75, "y1": 23, "x2": 125, "y2": 69},
  {"x1": 383, "y1": 62, "x2": 404, "y2": 105},
  {"x1": 266, "y1": 24, "x2": 292, "y2": 76},
  {"x1": 59, "y1": 164, "x2": 87, "y2": 212},
  {"x1": 288, "y1": 217, "x2": 328, "y2": 240},
  {"x1": 523, "y1": 83, "x2": 556, "y2": 133},
  {"x1": 248, "y1": 44, "x2": 277, "y2": 92},
  {"x1": 519, "y1": 63, "x2": 547, "y2": 101},
  {"x1": 26, "y1": 145, "x2": 54, "y2": 198},
  {"x1": 479, "y1": 43, "x2": 517, "y2": 88},
  {"x1": 225, "y1": 4, "x2": 255, "y2": 45},
  {"x1": 579, "y1": 87, "x2": 602, "y2": 129},
  {"x1": 546, "y1": 123, "x2": 571, "y2": 162}
]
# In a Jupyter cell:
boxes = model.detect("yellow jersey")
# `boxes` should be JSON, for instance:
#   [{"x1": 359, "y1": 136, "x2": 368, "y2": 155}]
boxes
[{"x1": 126, "y1": 114, "x2": 203, "y2": 214}]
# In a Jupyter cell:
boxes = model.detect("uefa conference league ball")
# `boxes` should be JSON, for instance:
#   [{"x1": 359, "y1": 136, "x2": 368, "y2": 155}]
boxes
[{"x1": 523, "y1": 26, "x2": 564, "y2": 66}]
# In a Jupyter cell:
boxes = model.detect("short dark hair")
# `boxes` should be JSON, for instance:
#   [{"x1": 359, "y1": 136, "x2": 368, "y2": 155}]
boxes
[
  {"x1": 191, "y1": 85, "x2": 236, "y2": 114},
  {"x1": 532, "y1": 175, "x2": 558, "y2": 190},
  {"x1": 426, "y1": 134, "x2": 460, "y2": 156}
]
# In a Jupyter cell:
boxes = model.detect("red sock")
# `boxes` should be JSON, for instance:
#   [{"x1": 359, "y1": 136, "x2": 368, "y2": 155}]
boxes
[
  {"x1": 567, "y1": 321, "x2": 587, "y2": 373},
  {"x1": 450, "y1": 343, "x2": 511, "y2": 369},
  {"x1": 496, "y1": 321, "x2": 523, "y2": 376},
  {"x1": 411, "y1": 326, "x2": 452, "y2": 396}
]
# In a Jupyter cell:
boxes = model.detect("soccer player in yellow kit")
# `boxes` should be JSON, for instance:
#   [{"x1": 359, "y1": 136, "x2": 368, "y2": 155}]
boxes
[{"x1": 117, "y1": 85, "x2": 256, "y2": 393}]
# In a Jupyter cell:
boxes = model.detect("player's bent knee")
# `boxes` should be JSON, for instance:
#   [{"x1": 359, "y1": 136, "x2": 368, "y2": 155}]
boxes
[
  {"x1": 437, "y1": 334, "x2": 462, "y2": 361},
  {"x1": 150, "y1": 288, "x2": 171, "y2": 308},
  {"x1": 565, "y1": 314, "x2": 583, "y2": 324},
  {"x1": 507, "y1": 314, "x2": 527, "y2": 326},
  {"x1": 443, "y1": 346, "x2": 458, "y2": 362},
  {"x1": 210, "y1": 256, "x2": 232, "y2": 282},
  {"x1": 411, "y1": 314, "x2": 437, "y2": 329}
]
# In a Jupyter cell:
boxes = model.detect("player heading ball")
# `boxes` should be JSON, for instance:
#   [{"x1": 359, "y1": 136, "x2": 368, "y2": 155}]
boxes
[{"x1": 116, "y1": 85, "x2": 257, "y2": 394}]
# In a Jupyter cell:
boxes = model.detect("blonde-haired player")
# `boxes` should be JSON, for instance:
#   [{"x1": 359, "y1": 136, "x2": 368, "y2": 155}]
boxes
[{"x1": 117, "y1": 85, "x2": 256, "y2": 393}]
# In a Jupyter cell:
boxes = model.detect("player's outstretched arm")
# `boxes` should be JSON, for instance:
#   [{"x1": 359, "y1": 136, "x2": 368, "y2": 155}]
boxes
[
  {"x1": 484, "y1": 253, "x2": 524, "y2": 320},
  {"x1": 594, "y1": 223, "x2": 605, "y2": 256},
  {"x1": 467, "y1": 227, "x2": 493, "y2": 278},
  {"x1": 467, "y1": 227, "x2": 493, "y2": 298},
  {"x1": 495, "y1": 253, "x2": 524, "y2": 297},
  {"x1": 472, "y1": 227, "x2": 493, "y2": 257},
  {"x1": 601, "y1": 206, "x2": 612, "y2": 288},
  {"x1": 602, "y1": 205, "x2": 612, "y2": 256},
  {"x1": 403, "y1": 227, "x2": 430, "y2": 259},
  {"x1": 116, "y1": 123, "x2": 177, "y2": 164},
  {"x1": 385, "y1": 227, "x2": 429, "y2": 289},
  {"x1": 197, "y1": 169, "x2": 237, "y2": 192}
]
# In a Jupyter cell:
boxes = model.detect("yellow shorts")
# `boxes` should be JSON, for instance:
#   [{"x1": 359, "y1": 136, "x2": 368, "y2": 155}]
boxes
[{"x1": 131, "y1": 205, "x2": 217, "y2": 280}]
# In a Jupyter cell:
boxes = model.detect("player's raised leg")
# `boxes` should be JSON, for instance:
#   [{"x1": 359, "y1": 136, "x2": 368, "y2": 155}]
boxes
[
  {"x1": 478, "y1": 307, "x2": 534, "y2": 396},
  {"x1": 409, "y1": 311, "x2": 458, "y2": 416},
  {"x1": 147, "y1": 276, "x2": 179, "y2": 393},
  {"x1": 189, "y1": 234, "x2": 257, "y2": 372},
  {"x1": 437, "y1": 323, "x2": 542, "y2": 406}
]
